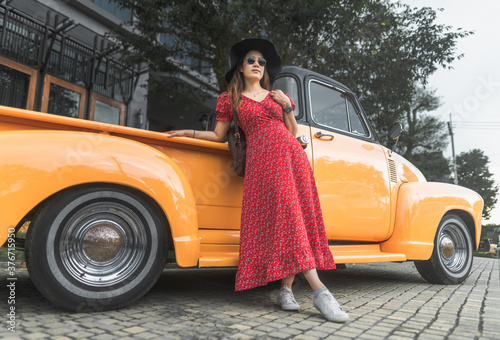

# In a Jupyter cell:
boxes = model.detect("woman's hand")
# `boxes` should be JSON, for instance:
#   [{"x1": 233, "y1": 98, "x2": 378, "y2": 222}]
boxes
[
  {"x1": 270, "y1": 90, "x2": 292, "y2": 109},
  {"x1": 165, "y1": 130, "x2": 193, "y2": 138},
  {"x1": 164, "y1": 121, "x2": 231, "y2": 142}
]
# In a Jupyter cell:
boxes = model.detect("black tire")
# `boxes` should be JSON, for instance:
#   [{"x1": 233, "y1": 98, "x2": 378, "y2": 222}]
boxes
[
  {"x1": 25, "y1": 186, "x2": 168, "y2": 312},
  {"x1": 415, "y1": 213, "x2": 473, "y2": 284}
]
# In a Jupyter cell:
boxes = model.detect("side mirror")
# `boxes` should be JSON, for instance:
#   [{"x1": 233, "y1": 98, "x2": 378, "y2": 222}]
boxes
[
  {"x1": 388, "y1": 122, "x2": 403, "y2": 156},
  {"x1": 388, "y1": 122, "x2": 402, "y2": 140}
]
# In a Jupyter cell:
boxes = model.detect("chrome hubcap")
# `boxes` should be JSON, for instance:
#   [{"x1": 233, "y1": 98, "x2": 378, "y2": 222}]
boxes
[
  {"x1": 82, "y1": 221, "x2": 124, "y2": 263},
  {"x1": 59, "y1": 203, "x2": 147, "y2": 287},
  {"x1": 440, "y1": 236, "x2": 455, "y2": 259},
  {"x1": 438, "y1": 223, "x2": 468, "y2": 273}
]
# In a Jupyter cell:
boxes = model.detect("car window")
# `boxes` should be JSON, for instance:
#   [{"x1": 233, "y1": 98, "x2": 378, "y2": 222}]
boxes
[
  {"x1": 272, "y1": 76, "x2": 300, "y2": 117},
  {"x1": 309, "y1": 80, "x2": 369, "y2": 136},
  {"x1": 310, "y1": 81, "x2": 349, "y2": 131},
  {"x1": 347, "y1": 97, "x2": 368, "y2": 136}
]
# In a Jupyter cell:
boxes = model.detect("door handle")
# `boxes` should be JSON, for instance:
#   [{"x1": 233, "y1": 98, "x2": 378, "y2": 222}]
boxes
[{"x1": 314, "y1": 131, "x2": 334, "y2": 141}]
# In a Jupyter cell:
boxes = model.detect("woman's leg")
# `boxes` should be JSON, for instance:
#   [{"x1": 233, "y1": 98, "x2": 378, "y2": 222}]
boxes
[
  {"x1": 278, "y1": 275, "x2": 300, "y2": 311},
  {"x1": 281, "y1": 269, "x2": 324, "y2": 291},
  {"x1": 281, "y1": 275, "x2": 295, "y2": 289},
  {"x1": 302, "y1": 268, "x2": 349, "y2": 322},
  {"x1": 302, "y1": 268, "x2": 325, "y2": 291}
]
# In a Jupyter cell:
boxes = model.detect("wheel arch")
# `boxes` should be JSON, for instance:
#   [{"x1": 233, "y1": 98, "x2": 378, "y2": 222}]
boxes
[
  {"x1": 447, "y1": 209, "x2": 477, "y2": 251},
  {"x1": 414, "y1": 212, "x2": 474, "y2": 284},
  {"x1": 0, "y1": 131, "x2": 200, "y2": 266},
  {"x1": 381, "y1": 182, "x2": 483, "y2": 260},
  {"x1": 24, "y1": 182, "x2": 173, "y2": 247}
]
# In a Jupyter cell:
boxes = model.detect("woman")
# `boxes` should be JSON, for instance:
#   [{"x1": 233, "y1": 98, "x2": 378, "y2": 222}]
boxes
[{"x1": 166, "y1": 38, "x2": 348, "y2": 323}]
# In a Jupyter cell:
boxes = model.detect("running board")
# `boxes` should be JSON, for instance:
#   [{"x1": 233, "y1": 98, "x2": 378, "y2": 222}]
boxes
[
  {"x1": 331, "y1": 244, "x2": 406, "y2": 263},
  {"x1": 198, "y1": 243, "x2": 406, "y2": 267},
  {"x1": 199, "y1": 244, "x2": 239, "y2": 267}
]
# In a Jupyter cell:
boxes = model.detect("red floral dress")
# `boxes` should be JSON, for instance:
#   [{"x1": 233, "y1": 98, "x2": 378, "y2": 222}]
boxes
[{"x1": 215, "y1": 92, "x2": 336, "y2": 291}]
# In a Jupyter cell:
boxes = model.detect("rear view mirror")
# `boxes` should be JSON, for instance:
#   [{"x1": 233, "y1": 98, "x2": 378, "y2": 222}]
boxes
[
  {"x1": 388, "y1": 122, "x2": 403, "y2": 156},
  {"x1": 388, "y1": 122, "x2": 402, "y2": 140}
]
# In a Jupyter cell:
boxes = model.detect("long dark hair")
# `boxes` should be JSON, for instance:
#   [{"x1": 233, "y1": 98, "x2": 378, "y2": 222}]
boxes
[{"x1": 228, "y1": 56, "x2": 271, "y2": 111}]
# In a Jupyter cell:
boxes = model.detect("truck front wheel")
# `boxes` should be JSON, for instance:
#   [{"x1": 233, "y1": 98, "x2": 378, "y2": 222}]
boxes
[
  {"x1": 25, "y1": 186, "x2": 167, "y2": 312},
  {"x1": 415, "y1": 213, "x2": 473, "y2": 284}
]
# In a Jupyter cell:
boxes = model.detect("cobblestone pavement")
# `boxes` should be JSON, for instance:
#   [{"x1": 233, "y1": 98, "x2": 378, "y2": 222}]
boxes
[{"x1": 1, "y1": 257, "x2": 498, "y2": 340}]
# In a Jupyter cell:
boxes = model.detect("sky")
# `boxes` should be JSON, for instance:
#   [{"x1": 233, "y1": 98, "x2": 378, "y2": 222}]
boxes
[{"x1": 399, "y1": 0, "x2": 500, "y2": 224}]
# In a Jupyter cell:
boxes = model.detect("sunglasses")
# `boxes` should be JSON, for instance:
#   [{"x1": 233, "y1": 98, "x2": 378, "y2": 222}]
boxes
[{"x1": 246, "y1": 56, "x2": 267, "y2": 67}]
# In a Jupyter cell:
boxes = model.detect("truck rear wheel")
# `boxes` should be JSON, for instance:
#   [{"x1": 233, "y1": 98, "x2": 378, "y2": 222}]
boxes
[
  {"x1": 25, "y1": 186, "x2": 167, "y2": 312},
  {"x1": 415, "y1": 213, "x2": 473, "y2": 284}
]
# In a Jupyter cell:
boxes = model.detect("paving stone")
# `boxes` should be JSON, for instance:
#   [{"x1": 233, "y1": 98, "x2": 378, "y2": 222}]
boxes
[
  {"x1": 122, "y1": 326, "x2": 148, "y2": 334},
  {"x1": 362, "y1": 329, "x2": 391, "y2": 337},
  {"x1": 1, "y1": 258, "x2": 498, "y2": 339},
  {"x1": 289, "y1": 322, "x2": 315, "y2": 331},
  {"x1": 357, "y1": 333, "x2": 383, "y2": 340},
  {"x1": 279, "y1": 327, "x2": 303, "y2": 336},
  {"x1": 93, "y1": 335, "x2": 119, "y2": 340},
  {"x1": 229, "y1": 333, "x2": 255, "y2": 340},
  {"x1": 22, "y1": 333, "x2": 50, "y2": 339},
  {"x1": 303, "y1": 329, "x2": 331, "y2": 338},
  {"x1": 254, "y1": 325, "x2": 277, "y2": 332},
  {"x1": 228, "y1": 324, "x2": 252, "y2": 331},
  {"x1": 134, "y1": 332, "x2": 160, "y2": 339},
  {"x1": 45, "y1": 327, "x2": 73, "y2": 336},
  {"x1": 240, "y1": 330, "x2": 267, "y2": 338},
  {"x1": 291, "y1": 335, "x2": 321, "y2": 340},
  {"x1": 268, "y1": 330, "x2": 295, "y2": 339}
]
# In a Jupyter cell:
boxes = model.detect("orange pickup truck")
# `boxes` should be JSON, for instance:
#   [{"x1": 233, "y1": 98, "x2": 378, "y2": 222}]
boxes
[{"x1": 0, "y1": 66, "x2": 483, "y2": 312}]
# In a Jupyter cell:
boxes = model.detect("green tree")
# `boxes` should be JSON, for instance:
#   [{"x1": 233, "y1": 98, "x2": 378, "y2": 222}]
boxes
[
  {"x1": 110, "y1": 0, "x2": 471, "y2": 138},
  {"x1": 396, "y1": 86, "x2": 451, "y2": 182},
  {"x1": 401, "y1": 87, "x2": 444, "y2": 155},
  {"x1": 110, "y1": 0, "x2": 255, "y2": 89},
  {"x1": 411, "y1": 151, "x2": 451, "y2": 183},
  {"x1": 456, "y1": 149, "x2": 499, "y2": 220},
  {"x1": 297, "y1": 3, "x2": 472, "y2": 138}
]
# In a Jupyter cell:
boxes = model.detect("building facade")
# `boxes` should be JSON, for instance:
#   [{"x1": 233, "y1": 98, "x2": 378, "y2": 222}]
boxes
[{"x1": 0, "y1": 0, "x2": 217, "y2": 131}]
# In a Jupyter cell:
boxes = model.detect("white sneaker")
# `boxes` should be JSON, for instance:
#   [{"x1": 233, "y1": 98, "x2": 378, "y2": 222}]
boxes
[
  {"x1": 313, "y1": 290, "x2": 349, "y2": 322},
  {"x1": 277, "y1": 285, "x2": 300, "y2": 311}
]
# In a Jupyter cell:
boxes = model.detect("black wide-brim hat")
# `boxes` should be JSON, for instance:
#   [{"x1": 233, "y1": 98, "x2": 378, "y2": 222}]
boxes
[{"x1": 225, "y1": 38, "x2": 282, "y2": 84}]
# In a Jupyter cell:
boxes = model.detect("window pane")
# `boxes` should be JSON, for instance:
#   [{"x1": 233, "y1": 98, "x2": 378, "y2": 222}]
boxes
[
  {"x1": 272, "y1": 76, "x2": 300, "y2": 117},
  {"x1": 347, "y1": 98, "x2": 368, "y2": 136},
  {"x1": 90, "y1": 0, "x2": 132, "y2": 22},
  {"x1": 310, "y1": 82, "x2": 348, "y2": 131},
  {"x1": 47, "y1": 84, "x2": 81, "y2": 118},
  {"x1": 94, "y1": 100, "x2": 120, "y2": 125},
  {"x1": 0, "y1": 64, "x2": 30, "y2": 109}
]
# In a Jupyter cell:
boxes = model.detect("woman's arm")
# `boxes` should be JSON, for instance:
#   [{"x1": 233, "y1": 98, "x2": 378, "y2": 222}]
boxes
[
  {"x1": 166, "y1": 120, "x2": 231, "y2": 142},
  {"x1": 270, "y1": 90, "x2": 298, "y2": 137},
  {"x1": 282, "y1": 110, "x2": 298, "y2": 137}
]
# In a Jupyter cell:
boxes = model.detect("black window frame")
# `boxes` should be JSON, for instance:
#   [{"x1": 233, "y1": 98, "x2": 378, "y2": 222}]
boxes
[
  {"x1": 307, "y1": 78, "x2": 373, "y2": 141},
  {"x1": 272, "y1": 73, "x2": 304, "y2": 121}
]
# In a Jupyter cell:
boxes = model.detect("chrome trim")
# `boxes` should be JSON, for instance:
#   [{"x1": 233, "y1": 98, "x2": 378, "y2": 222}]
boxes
[
  {"x1": 387, "y1": 159, "x2": 398, "y2": 183},
  {"x1": 438, "y1": 223, "x2": 468, "y2": 273}
]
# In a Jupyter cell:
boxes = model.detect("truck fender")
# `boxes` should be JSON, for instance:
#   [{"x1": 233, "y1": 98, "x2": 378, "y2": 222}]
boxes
[
  {"x1": 380, "y1": 182, "x2": 483, "y2": 260},
  {"x1": 0, "y1": 130, "x2": 200, "y2": 266}
]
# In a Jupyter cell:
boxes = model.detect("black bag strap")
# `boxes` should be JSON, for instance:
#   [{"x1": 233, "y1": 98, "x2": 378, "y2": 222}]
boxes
[{"x1": 232, "y1": 104, "x2": 242, "y2": 138}]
